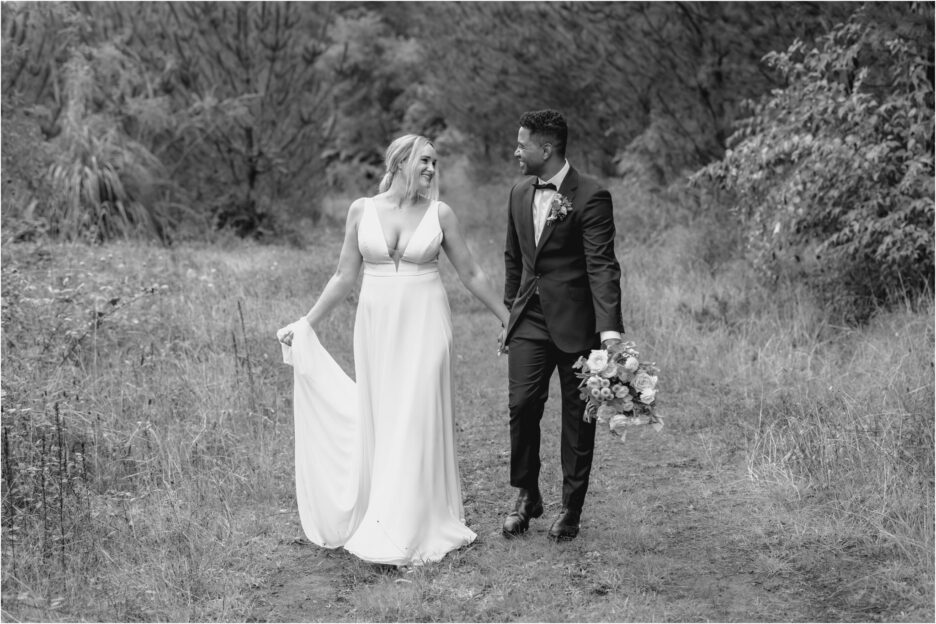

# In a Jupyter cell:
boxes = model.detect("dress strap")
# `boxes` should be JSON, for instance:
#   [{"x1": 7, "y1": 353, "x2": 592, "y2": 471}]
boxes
[{"x1": 430, "y1": 200, "x2": 442, "y2": 234}]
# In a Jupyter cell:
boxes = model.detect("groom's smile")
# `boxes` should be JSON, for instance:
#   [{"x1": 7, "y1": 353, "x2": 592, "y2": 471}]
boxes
[{"x1": 515, "y1": 127, "x2": 543, "y2": 178}]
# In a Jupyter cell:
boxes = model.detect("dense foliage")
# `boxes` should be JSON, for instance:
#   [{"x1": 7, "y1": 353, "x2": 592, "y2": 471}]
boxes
[
  {"x1": 417, "y1": 2, "x2": 852, "y2": 178},
  {"x1": 2, "y1": 1, "x2": 424, "y2": 239},
  {"x1": 3, "y1": 1, "x2": 859, "y2": 241},
  {"x1": 697, "y1": 3, "x2": 934, "y2": 319},
  {"x1": 4, "y1": 2, "x2": 933, "y2": 317}
]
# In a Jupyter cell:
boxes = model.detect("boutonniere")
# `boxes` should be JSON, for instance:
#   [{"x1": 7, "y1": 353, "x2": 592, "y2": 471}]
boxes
[{"x1": 545, "y1": 194, "x2": 573, "y2": 226}]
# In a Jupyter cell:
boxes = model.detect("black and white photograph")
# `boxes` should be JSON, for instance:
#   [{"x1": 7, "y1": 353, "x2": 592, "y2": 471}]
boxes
[{"x1": 1, "y1": 1, "x2": 933, "y2": 621}]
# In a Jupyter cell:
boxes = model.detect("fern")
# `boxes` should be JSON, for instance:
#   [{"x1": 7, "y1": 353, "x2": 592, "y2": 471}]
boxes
[{"x1": 46, "y1": 51, "x2": 173, "y2": 243}]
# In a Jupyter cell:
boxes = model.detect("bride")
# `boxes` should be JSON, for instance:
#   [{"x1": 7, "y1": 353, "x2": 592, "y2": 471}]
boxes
[{"x1": 277, "y1": 135, "x2": 510, "y2": 566}]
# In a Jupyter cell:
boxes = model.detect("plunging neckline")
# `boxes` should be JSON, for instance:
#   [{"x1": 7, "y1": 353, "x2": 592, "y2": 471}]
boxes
[{"x1": 372, "y1": 199, "x2": 432, "y2": 271}]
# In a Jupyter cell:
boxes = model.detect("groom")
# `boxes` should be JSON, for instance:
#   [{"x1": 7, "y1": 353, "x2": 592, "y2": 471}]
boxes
[{"x1": 501, "y1": 109, "x2": 624, "y2": 541}]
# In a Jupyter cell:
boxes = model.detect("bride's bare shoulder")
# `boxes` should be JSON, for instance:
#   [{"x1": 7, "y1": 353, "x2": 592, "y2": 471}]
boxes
[
  {"x1": 436, "y1": 199, "x2": 454, "y2": 214},
  {"x1": 436, "y1": 200, "x2": 459, "y2": 226},
  {"x1": 346, "y1": 197, "x2": 370, "y2": 220}
]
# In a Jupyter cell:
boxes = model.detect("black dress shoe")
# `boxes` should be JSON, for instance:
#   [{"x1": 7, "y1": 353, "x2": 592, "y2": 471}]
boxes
[
  {"x1": 547, "y1": 507, "x2": 581, "y2": 541},
  {"x1": 502, "y1": 489, "x2": 544, "y2": 537}
]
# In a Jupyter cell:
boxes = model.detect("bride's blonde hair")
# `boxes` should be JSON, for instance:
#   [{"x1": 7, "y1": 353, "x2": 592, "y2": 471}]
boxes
[{"x1": 378, "y1": 134, "x2": 439, "y2": 202}]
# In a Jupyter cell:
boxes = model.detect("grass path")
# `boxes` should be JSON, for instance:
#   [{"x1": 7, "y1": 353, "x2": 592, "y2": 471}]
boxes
[
  {"x1": 244, "y1": 377, "x2": 906, "y2": 622},
  {"x1": 229, "y1": 237, "x2": 925, "y2": 623},
  {"x1": 2, "y1": 237, "x2": 928, "y2": 622}
]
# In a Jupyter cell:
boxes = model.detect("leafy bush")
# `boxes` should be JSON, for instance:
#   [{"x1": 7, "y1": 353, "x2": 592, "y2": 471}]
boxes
[
  {"x1": 48, "y1": 123, "x2": 172, "y2": 243},
  {"x1": 4, "y1": 2, "x2": 428, "y2": 241},
  {"x1": 1, "y1": 105, "x2": 59, "y2": 243},
  {"x1": 46, "y1": 45, "x2": 179, "y2": 243},
  {"x1": 696, "y1": 4, "x2": 934, "y2": 322}
]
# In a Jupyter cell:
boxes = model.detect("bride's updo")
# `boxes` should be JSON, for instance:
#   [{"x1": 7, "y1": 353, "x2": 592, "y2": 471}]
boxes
[{"x1": 378, "y1": 134, "x2": 439, "y2": 203}]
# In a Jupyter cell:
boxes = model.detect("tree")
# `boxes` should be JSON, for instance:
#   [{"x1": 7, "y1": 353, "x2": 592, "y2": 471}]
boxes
[
  {"x1": 4, "y1": 2, "x2": 177, "y2": 242},
  {"x1": 135, "y1": 1, "x2": 344, "y2": 235},
  {"x1": 3, "y1": 2, "x2": 425, "y2": 239},
  {"x1": 2, "y1": 1, "x2": 75, "y2": 131},
  {"x1": 696, "y1": 2, "x2": 934, "y2": 321},
  {"x1": 414, "y1": 2, "x2": 853, "y2": 178}
]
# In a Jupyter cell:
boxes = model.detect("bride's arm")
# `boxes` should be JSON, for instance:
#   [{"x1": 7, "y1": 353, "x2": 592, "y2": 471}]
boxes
[
  {"x1": 279, "y1": 200, "x2": 365, "y2": 344},
  {"x1": 304, "y1": 199, "x2": 366, "y2": 328},
  {"x1": 438, "y1": 201, "x2": 510, "y2": 327}
]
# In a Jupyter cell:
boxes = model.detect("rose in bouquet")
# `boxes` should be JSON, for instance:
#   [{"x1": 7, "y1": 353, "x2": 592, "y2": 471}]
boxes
[{"x1": 572, "y1": 341, "x2": 663, "y2": 441}]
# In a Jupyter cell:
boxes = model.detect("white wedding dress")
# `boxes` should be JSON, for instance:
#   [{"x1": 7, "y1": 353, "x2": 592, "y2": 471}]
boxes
[{"x1": 280, "y1": 198, "x2": 476, "y2": 566}]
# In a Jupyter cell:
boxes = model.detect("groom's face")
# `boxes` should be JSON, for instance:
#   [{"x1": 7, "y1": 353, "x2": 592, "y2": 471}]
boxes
[{"x1": 515, "y1": 127, "x2": 547, "y2": 178}]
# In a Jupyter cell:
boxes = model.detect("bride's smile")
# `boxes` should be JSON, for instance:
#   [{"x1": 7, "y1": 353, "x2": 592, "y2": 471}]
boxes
[{"x1": 416, "y1": 147, "x2": 437, "y2": 192}]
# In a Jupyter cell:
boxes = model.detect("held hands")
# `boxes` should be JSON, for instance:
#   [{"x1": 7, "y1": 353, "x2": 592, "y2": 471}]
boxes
[{"x1": 496, "y1": 327, "x2": 508, "y2": 356}]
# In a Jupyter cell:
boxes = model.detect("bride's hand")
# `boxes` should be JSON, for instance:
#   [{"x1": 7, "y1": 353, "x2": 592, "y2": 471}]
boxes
[
  {"x1": 496, "y1": 327, "x2": 508, "y2": 356},
  {"x1": 277, "y1": 324, "x2": 295, "y2": 346}
]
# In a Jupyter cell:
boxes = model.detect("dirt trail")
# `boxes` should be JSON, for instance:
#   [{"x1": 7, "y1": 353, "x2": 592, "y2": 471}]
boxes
[
  {"x1": 589, "y1": 430, "x2": 813, "y2": 622},
  {"x1": 247, "y1": 420, "x2": 907, "y2": 622}
]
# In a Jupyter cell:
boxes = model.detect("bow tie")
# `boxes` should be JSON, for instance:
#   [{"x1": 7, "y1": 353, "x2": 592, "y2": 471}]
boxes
[{"x1": 533, "y1": 182, "x2": 557, "y2": 191}]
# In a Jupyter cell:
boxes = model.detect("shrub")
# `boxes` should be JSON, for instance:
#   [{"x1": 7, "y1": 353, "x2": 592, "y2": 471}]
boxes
[
  {"x1": 1, "y1": 106, "x2": 59, "y2": 243},
  {"x1": 48, "y1": 123, "x2": 171, "y2": 243},
  {"x1": 46, "y1": 51, "x2": 175, "y2": 244},
  {"x1": 696, "y1": 4, "x2": 934, "y2": 322}
]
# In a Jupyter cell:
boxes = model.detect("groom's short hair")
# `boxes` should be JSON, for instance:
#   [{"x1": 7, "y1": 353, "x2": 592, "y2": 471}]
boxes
[{"x1": 519, "y1": 110, "x2": 567, "y2": 158}]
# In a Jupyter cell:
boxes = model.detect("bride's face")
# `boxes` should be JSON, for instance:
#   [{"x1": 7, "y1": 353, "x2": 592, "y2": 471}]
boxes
[{"x1": 412, "y1": 144, "x2": 437, "y2": 194}]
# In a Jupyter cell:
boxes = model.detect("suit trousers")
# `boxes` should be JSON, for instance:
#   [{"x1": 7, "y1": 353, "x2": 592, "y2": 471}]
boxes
[{"x1": 507, "y1": 295, "x2": 597, "y2": 511}]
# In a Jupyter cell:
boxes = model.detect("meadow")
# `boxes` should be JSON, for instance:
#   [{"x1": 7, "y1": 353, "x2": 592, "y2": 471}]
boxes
[{"x1": 1, "y1": 177, "x2": 933, "y2": 622}]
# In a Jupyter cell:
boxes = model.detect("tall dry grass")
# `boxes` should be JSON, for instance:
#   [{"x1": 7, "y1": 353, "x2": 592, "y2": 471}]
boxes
[
  {"x1": 1, "y1": 175, "x2": 933, "y2": 620},
  {"x1": 1, "y1": 241, "x2": 318, "y2": 620},
  {"x1": 605, "y1": 181, "x2": 935, "y2": 607}
]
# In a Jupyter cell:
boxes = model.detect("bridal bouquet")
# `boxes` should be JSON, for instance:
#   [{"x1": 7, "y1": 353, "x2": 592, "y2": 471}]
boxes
[{"x1": 573, "y1": 341, "x2": 663, "y2": 441}]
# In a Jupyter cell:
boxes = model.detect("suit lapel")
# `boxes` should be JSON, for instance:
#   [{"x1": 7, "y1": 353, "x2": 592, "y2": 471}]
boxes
[
  {"x1": 533, "y1": 168, "x2": 579, "y2": 261},
  {"x1": 518, "y1": 183, "x2": 537, "y2": 258}
]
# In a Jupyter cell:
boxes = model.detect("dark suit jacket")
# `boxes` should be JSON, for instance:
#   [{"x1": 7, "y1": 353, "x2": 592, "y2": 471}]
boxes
[{"x1": 503, "y1": 167, "x2": 624, "y2": 353}]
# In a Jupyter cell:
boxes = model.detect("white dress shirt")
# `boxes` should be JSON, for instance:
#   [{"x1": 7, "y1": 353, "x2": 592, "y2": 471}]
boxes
[
  {"x1": 533, "y1": 161, "x2": 622, "y2": 345},
  {"x1": 533, "y1": 160, "x2": 569, "y2": 245}
]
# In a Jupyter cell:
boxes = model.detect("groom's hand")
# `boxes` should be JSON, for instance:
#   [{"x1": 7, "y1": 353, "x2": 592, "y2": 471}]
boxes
[{"x1": 601, "y1": 337, "x2": 622, "y2": 350}]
